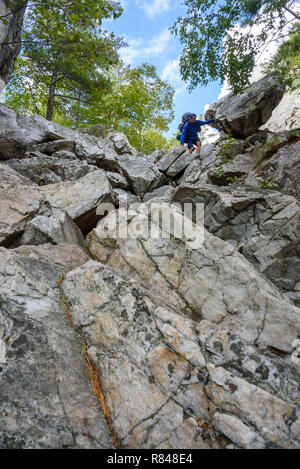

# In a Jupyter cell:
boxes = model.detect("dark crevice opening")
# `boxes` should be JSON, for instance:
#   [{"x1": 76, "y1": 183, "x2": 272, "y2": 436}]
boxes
[{"x1": 0, "y1": 230, "x2": 25, "y2": 249}]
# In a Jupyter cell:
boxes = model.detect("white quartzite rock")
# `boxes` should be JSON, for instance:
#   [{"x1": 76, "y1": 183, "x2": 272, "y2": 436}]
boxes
[
  {"x1": 172, "y1": 184, "x2": 300, "y2": 305},
  {"x1": 0, "y1": 244, "x2": 113, "y2": 448},
  {"x1": 86, "y1": 204, "x2": 300, "y2": 354},
  {"x1": 61, "y1": 257, "x2": 300, "y2": 448},
  {"x1": 40, "y1": 169, "x2": 117, "y2": 234},
  {"x1": 205, "y1": 73, "x2": 285, "y2": 138},
  {"x1": 0, "y1": 164, "x2": 44, "y2": 246}
]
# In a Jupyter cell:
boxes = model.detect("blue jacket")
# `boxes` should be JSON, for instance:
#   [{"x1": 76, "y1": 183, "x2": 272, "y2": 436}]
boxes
[{"x1": 180, "y1": 119, "x2": 215, "y2": 145}]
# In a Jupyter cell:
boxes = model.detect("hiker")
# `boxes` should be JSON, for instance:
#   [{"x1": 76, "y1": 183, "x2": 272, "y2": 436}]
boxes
[{"x1": 180, "y1": 113, "x2": 215, "y2": 156}]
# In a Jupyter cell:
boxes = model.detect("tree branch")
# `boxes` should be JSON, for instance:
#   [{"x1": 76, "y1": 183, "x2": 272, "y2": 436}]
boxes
[
  {"x1": 55, "y1": 93, "x2": 87, "y2": 103},
  {"x1": 255, "y1": 20, "x2": 295, "y2": 63},
  {"x1": 283, "y1": 6, "x2": 300, "y2": 20},
  {"x1": 0, "y1": 40, "x2": 51, "y2": 46}
]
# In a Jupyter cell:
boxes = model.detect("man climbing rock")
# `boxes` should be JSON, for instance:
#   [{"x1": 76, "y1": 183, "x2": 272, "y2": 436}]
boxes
[{"x1": 180, "y1": 113, "x2": 215, "y2": 156}]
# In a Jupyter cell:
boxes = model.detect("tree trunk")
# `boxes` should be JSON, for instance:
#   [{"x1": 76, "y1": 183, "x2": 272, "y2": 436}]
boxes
[
  {"x1": 46, "y1": 74, "x2": 57, "y2": 121},
  {"x1": 75, "y1": 89, "x2": 81, "y2": 126},
  {"x1": 140, "y1": 124, "x2": 145, "y2": 152},
  {"x1": 0, "y1": 0, "x2": 28, "y2": 90}
]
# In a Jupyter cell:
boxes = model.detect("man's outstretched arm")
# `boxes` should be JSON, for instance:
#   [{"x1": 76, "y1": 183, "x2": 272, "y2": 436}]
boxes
[{"x1": 197, "y1": 118, "x2": 215, "y2": 126}]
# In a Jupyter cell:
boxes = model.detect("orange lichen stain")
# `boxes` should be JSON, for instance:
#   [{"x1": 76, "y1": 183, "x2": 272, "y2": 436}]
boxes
[
  {"x1": 56, "y1": 273, "x2": 66, "y2": 285},
  {"x1": 254, "y1": 170, "x2": 264, "y2": 176},
  {"x1": 83, "y1": 343, "x2": 119, "y2": 449},
  {"x1": 59, "y1": 295, "x2": 119, "y2": 449},
  {"x1": 197, "y1": 419, "x2": 209, "y2": 431},
  {"x1": 60, "y1": 297, "x2": 73, "y2": 329}
]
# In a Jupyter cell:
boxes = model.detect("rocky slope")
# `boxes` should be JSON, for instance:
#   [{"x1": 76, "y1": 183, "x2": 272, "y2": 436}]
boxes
[{"x1": 0, "y1": 72, "x2": 300, "y2": 449}]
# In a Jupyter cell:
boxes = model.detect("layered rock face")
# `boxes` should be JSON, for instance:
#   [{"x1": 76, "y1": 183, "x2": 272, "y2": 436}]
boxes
[
  {"x1": 0, "y1": 72, "x2": 300, "y2": 449},
  {"x1": 205, "y1": 72, "x2": 285, "y2": 138}
]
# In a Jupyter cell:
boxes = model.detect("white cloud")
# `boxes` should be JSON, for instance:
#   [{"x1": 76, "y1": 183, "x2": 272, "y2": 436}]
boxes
[
  {"x1": 204, "y1": 104, "x2": 211, "y2": 113},
  {"x1": 119, "y1": 30, "x2": 171, "y2": 65},
  {"x1": 161, "y1": 59, "x2": 184, "y2": 87},
  {"x1": 161, "y1": 58, "x2": 187, "y2": 97},
  {"x1": 174, "y1": 85, "x2": 186, "y2": 98},
  {"x1": 218, "y1": 79, "x2": 230, "y2": 100},
  {"x1": 144, "y1": 29, "x2": 171, "y2": 56},
  {"x1": 136, "y1": 0, "x2": 171, "y2": 19},
  {"x1": 161, "y1": 59, "x2": 180, "y2": 83},
  {"x1": 119, "y1": 37, "x2": 143, "y2": 65}
]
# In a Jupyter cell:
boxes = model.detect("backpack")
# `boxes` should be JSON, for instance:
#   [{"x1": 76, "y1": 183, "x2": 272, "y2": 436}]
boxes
[
  {"x1": 176, "y1": 113, "x2": 201, "y2": 141},
  {"x1": 178, "y1": 113, "x2": 192, "y2": 133}
]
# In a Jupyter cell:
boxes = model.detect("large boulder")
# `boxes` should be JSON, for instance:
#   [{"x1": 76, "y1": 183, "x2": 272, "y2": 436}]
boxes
[
  {"x1": 117, "y1": 154, "x2": 166, "y2": 197},
  {"x1": 113, "y1": 188, "x2": 141, "y2": 207},
  {"x1": 157, "y1": 146, "x2": 187, "y2": 172},
  {"x1": 5, "y1": 157, "x2": 98, "y2": 185},
  {"x1": 251, "y1": 139, "x2": 300, "y2": 201},
  {"x1": 165, "y1": 151, "x2": 194, "y2": 178},
  {"x1": 156, "y1": 145, "x2": 197, "y2": 178},
  {"x1": 106, "y1": 171, "x2": 129, "y2": 190},
  {"x1": 74, "y1": 140, "x2": 121, "y2": 172},
  {"x1": 179, "y1": 142, "x2": 223, "y2": 186},
  {"x1": 29, "y1": 137, "x2": 123, "y2": 174},
  {"x1": 0, "y1": 160, "x2": 33, "y2": 186},
  {"x1": 11, "y1": 206, "x2": 85, "y2": 249},
  {"x1": 0, "y1": 105, "x2": 89, "y2": 159},
  {"x1": 108, "y1": 132, "x2": 136, "y2": 156},
  {"x1": 0, "y1": 105, "x2": 120, "y2": 168},
  {"x1": 205, "y1": 73, "x2": 285, "y2": 138},
  {"x1": 40, "y1": 169, "x2": 117, "y2": 235},
  {"x1": 0, "y1": 244, "x2": 113, "y2": 448},
  {"x1": 261, "y1": 89, "x2": 300, "y2": 132},
  {"x1": 86, "y1": 203, "x2": 300, "y2": 354},
  {"x1": 172, "y1": 184, "x2": 300, "y2": 305},
  {"x1": 60, "y1": 259, "x2": 300, "y2": 448},
  {"x1": 143, "y1": 185, "x2": 175, "y2": 204},
  {"x1": 28, "y1": 139, "x2": 77, "y2": 156},
  {"x1": 0, "y1": 163, "x2": 45, "y2": 246},
  {"x1": 0, "y1": 163, "x2": 85, "y2": 248},
  {"x1": 207, "y1": 151, "x2": 265, "y2": 186}
]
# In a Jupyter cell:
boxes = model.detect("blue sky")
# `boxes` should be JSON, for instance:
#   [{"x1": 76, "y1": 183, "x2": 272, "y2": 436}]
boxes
[{"x1": 104, "y1": 0, "x2": 223, "y2": 139}]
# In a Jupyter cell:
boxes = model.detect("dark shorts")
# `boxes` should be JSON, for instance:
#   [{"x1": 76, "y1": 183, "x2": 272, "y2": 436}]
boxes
[{"x1": 187, "y1": 137, "x2": 200, "y2": 149}]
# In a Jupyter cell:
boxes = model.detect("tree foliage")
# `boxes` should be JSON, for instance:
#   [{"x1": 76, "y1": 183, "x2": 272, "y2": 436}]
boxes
[
  {"x1": 5, "y1": 53, "x2": 112, "y2": 124},
  {"x1": 136, "y1": 129, "x2": 169, "y2": 154},
  {"x1": 5, "y1": 0, "x2": 124, "y2": 120},
  {"x1": 263, "y1": 22, "x2": 300, "y2": 89},
  {"x1": 3, "y1": 1, "x2": 176, "y2": 153},
  {"x1": 83, "y1": 63, "x2": 175, "y2": 152},
  {"x1": 5, "y1": 55, "x2": 49, "y2": 115},
  {"x1": 171, "y1": 0, "x2": 300, "y2": 93}
]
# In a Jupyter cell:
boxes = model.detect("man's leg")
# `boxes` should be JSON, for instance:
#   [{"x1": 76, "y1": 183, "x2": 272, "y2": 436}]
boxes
[
  {"x1": 195, "y1": 140, "x2": 201, "y2": 156},
  {"x1": 188, "y1": 139, "x2": 194, "y2": 154}
]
